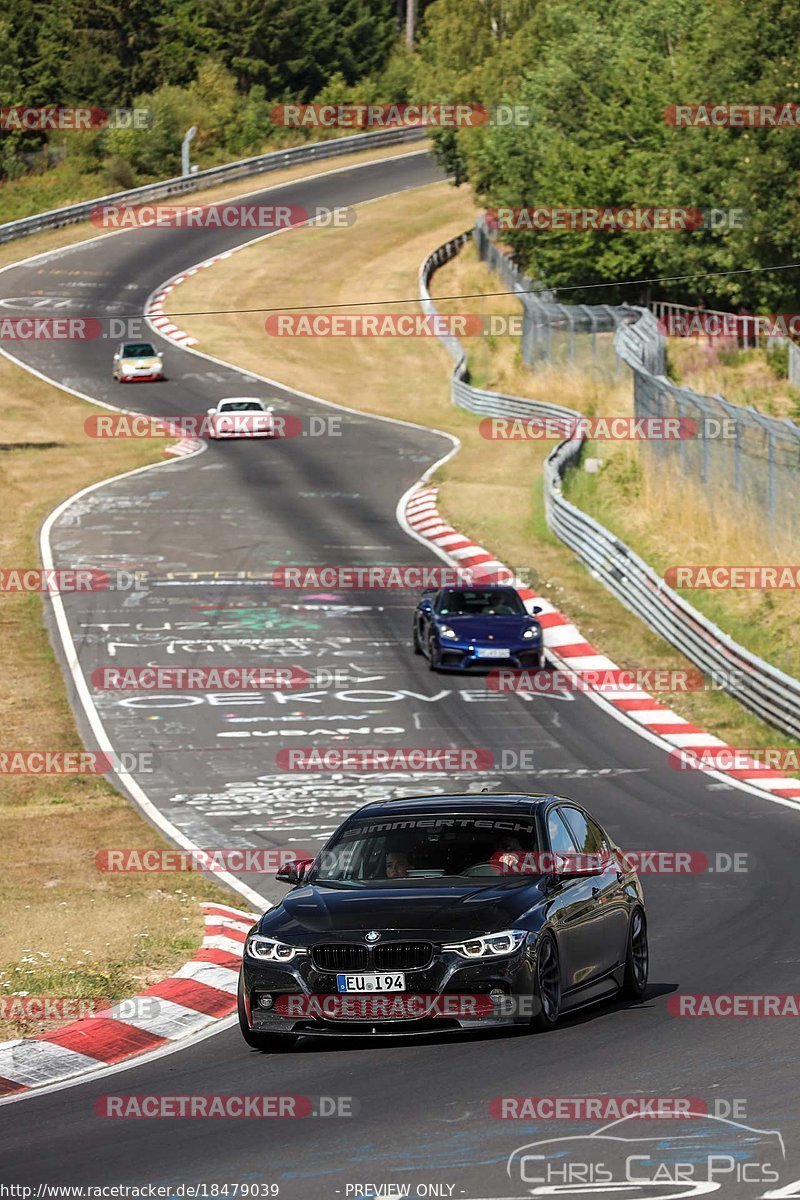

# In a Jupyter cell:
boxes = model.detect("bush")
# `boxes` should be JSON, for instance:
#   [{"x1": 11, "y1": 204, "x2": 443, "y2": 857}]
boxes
[{"x1": 101, "y1": 156, "x2": 135, "y2": 191}]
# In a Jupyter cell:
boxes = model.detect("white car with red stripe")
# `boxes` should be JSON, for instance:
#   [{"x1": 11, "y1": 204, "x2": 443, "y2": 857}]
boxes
[{"x1": 206, "y1": 397, "x2": 275, "y2": 440}]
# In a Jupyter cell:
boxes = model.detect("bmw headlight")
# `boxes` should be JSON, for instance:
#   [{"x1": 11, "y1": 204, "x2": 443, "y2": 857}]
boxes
[
  {"x1": 443, "y1": 929, "x2": 527, "y2": 959},
  {"x1": 439, "y1": 625, "x2": 457, "y2": 639},
  {"x1": 523, "y1": 626, "x2": 541, "y2": 640},
  {"x1": 245, "y1": 935, "x2": 305, "y2": 962}
]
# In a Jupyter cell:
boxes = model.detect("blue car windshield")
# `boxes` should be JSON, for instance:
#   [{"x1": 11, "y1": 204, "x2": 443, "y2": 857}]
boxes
[{"x1": 437, "y1": 589, "x2": 526, "y2": 617}]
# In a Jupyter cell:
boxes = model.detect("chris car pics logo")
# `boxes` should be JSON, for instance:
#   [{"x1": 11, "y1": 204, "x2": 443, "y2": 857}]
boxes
[{"x1": 506, "y1": 1111, "x2": 787, "y2": 1196}]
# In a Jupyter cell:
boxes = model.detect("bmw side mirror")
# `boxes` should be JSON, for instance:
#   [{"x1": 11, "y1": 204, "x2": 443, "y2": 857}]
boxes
[
  {"x1": 555, "y1": 852, "x2": 608, "y2": 878},
  {"x1": 532, "y1": 606, "x2": 542, "y2": 614},
  {"x1": 276, "y1": 858, "x2": 312, "y2": 885},
  {"x1": 207, "y1": 407, "x2": 216, "y2": 415}
]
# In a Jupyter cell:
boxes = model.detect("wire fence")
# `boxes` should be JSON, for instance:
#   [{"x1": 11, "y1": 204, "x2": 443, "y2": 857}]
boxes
[
  {"x1": 473, "y1": 216, "x2": 639, "y2": 374},
  {"x1": 616, "y1": 314, "x2": 800, "y2": 541},
  {"x1": 476, "y1": 218, "x2": 800, "y2": 543}
]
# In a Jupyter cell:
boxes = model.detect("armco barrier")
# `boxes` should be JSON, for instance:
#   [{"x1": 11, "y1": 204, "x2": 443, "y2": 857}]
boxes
[
  {"x1": 419, "y1": 232, "x2": 584, "y2": 428},
  {"x1": 419, "y1": 232, "x2": 800, "y2": 740},
  {"x1": 0, "y1": 128, "x2": 426, "y2": 244}
]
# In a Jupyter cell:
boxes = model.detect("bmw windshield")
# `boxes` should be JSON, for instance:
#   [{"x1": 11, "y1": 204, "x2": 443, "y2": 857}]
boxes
[{"x1": 311, "y1": 814, "x2": 541, "y2": 886}]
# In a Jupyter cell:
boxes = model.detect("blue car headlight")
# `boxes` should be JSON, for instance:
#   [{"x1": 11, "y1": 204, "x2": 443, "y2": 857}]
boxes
[
  {"x1": 443, "y1": 929, "x2": 528, "y2": 959},
  {"x1": 439, "y1": 625, "x2": 458, "y2": 639},
  {"x1": 246, "y1": 935, "x2": 306, "y2": 962},
  {"x1": 523, "y1": 626, "x2": 541, "y2": 640}
]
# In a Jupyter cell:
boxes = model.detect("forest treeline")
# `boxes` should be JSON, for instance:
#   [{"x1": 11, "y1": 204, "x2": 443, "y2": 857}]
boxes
[{"x1": 2, "y1": 0, "x2": 798, "y2": 306}]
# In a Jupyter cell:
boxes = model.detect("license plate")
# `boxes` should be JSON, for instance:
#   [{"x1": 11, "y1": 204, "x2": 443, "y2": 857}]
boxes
[
  {"x1": 476, "y1": 647, "x2": 509, "y2": 659},
  {"x1": 336, "y1": 973, "x2": 405, "y2": 993}
]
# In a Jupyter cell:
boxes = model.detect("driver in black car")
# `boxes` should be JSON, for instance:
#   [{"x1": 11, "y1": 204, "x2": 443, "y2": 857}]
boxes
[{"x1": 384, "y1": 850, "x2": 412, "y2": 879}]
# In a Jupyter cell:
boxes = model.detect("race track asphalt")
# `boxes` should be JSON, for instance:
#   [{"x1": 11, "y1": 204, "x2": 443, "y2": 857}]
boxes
[{"x1": 0, "y1": 148, "x2": 798, "y2": 1200}]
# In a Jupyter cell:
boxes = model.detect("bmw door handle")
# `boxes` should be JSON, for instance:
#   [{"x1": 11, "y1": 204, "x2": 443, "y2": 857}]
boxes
[{"x1": 591, "y1": 886, "x2": 601, "y2": 899}]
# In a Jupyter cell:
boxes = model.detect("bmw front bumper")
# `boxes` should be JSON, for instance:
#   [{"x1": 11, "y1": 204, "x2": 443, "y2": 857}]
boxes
[{"x1": 241, "y1": 945, "x2": 536, "y2": 1037}]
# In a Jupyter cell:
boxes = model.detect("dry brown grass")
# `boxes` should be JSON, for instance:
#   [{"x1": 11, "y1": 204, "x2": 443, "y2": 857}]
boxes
[
  {"x1": 0, "y1": 354, "x2": 238, "y2": 1039},
  {"x1": 668, "y1": 338, "x2": 800, "y2": 420},
  {"x1": 166, "y1": 181, "x2": 799, "y2": 756},
  {"x1": 567, "y1": 442, "x2": 800, "y2": 678}
]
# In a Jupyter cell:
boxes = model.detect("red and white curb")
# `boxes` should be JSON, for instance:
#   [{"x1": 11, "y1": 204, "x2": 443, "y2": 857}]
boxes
[
  {"x1": 405, "y1": 485, "x2": 800, "y2": 803},
  {"x1": 146, "y1": 247, "x2": 247, "y2": 348},
  {"x1": 0, "y1": 903, "x2": 256, "y2": 1098},
  {"x1": 163, "y1": 436, "x2": 204, "y2": 458}
]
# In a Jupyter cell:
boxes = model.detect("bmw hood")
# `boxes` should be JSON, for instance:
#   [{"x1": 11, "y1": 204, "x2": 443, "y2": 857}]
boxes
[{"x1": 259, "y1": 880, "x2": 545, "y2": 942}]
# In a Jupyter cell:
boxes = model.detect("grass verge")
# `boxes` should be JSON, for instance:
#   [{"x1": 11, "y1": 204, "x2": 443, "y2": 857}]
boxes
[
  {"x1": 163, "y1": 182, "x2": 800, "y2": 764},
  {"x1": 667, "y1": 338, "x2": 800, "y2": 421}
]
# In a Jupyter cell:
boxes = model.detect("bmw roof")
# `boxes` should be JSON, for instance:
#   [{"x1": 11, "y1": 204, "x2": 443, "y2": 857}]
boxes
[{"x1": 350, "y1": 793, "x2": 563, "y2": 820}]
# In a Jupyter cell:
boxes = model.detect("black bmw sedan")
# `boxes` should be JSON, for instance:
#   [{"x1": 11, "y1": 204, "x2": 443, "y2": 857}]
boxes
[{"x1": 238, "y1": 793, "x2": 648, "y2": 1050}]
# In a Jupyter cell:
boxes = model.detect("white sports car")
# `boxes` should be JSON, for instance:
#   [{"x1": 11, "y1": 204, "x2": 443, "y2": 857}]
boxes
[{"x1": 206, "y1": 397, "x2": 275, "y2": 439}]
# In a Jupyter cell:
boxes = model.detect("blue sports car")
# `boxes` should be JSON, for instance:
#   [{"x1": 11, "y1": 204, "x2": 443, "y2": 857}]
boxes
[{"x1": 412, "y1": 585, "x2": 545, "y2": 672}]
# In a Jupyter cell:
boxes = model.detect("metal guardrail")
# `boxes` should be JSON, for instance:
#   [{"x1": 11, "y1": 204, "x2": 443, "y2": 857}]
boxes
[
  {"x1": 0, "y1": 128, "x2": 427, "y2": 244},
  {"x1": 419, "y1": 232, "x2": 585, "y2": 427},
  {"x1": 419, "y1": 231, "x2": 800, "y2": 740}
]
